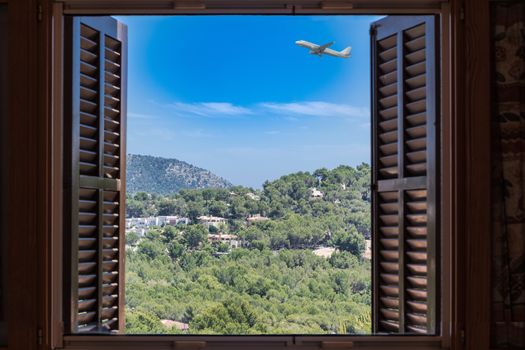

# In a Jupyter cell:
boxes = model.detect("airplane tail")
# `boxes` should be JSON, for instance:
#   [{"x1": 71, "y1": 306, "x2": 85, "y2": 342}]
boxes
[{"x1": 340, "y1": 47, "x2": 352, "y2": 57}]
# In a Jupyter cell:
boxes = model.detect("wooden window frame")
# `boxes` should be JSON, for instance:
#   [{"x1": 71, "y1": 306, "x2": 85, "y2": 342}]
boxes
[
  {"x1": 57, "y1": 5, "x2": 449, "y2": 349},
  {"x1": 3, "y1": 0, "x2": 491, "y2": 349}
]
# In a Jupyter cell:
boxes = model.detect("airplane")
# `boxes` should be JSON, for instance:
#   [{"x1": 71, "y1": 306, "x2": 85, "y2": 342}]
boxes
[{"x1": 295, "y1": 40, "x2": 352, "y2": 58}]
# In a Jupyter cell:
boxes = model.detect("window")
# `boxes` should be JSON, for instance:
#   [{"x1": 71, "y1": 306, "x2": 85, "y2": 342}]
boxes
[
  {"x1": 4, "y1": 0, "x2": 496, "y2": 348},
  {"x1": 61, "y1": 11, "x2": 440, "y2": 341}
]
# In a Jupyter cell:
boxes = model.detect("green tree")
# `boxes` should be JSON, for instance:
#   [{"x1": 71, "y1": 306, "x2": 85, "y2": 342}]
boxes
[
  {"x1": 331, "y1": 226, "x2": 365, "y2": 258},
  {"x1": 137, "y1": 240, "x2": 165, "y2": 259},
  {"x1": 126, "y1": 231, "x2": 141, "y2": 246},
  {"x1": 183, "y1": 225, "x2": 208, "y2": 249},
  {"x1": 191, "y1": 299, "x2": 265, "y2": 334},
  {"x1": 126, "y1": 309, "x2": 167, "y2": 334}
]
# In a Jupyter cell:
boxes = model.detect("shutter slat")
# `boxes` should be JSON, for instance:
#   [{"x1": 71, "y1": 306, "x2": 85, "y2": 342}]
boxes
[
  {"x1": 80, "y1": 48, "x2": 97, "y2": 65},
  {"x1": 378, "y1": 34, "x2": 397, "y2": 50},
  {"x1": 406, "y1": 61, "x2": 426, "y2": 77},
  {"x1": 77, "y1": 311, "x2": 97, "y2": 325},
  {"x1": 381, "y1": 297, "x2": 399, "y2": 309},
  {"x1": 406, "y1": 86, "x2": 426, "y2": 102},
  {"x1": 379, "y1": 46, "x2": 397, "y2": 62},
  {"x1": 380, "y1": 262, "x2": 399, "y2": 273},
  {"x1": 379, "y1": 130, "x2": 398, "y2": 144},
  {"x1": 80, "y1": 36, "x2": 97, "y2": 52},
  {"x1": 379, "y1": 105, "x2": 397, "y2": 120},
  {"x1": 406, "y1": 112, "x2": 426, "y2": 126},
  {"x1": 379, "y1": 70, "x2": 397, "y2": 86},
  {"x1": 380, "y1": 320, "x2": 400, "y2": 332},
  {"x1": 379, "y1": 82, "x2": 397, "y2": 98},
  {"x1": 406, "y1": 73, "x2": 426, "y2": 89},
  {"x1": 80, "y1": 111, "x2": 97, "y2": 126},
  {"x1": 379, "y1": 94, "x2": 397, "y2": 109},
  {"x1": 405, "y1": 36, "x2": 425, "y2": 52},
  {"x1": 379, "y1": 59, "x2": 397, "y2": 74},
  {"x1": 80, "y1": 61, "x2": 98, "y2": 77},
  {"x1": 380, "y1": 154, "x2": 398, "y2": 167},
  {"x1": 405, "y1": 48, "x2": 426, "y2": 65},
  {"x1": 380, "y1": 308, "x2": 400, "y2": 320},
  {"x1": 80, "y1": 73, "x2": 98, "y2": 89}
]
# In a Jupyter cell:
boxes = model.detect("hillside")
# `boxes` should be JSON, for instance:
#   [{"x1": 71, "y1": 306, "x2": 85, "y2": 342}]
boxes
[
  {"x1": 126, "y1": 154, "x2": 232, "y2": 195},
  {"x1": 125, "y1": 163, "x2": 372, "y2": 334},
  {"x1": 126, "y1": 163, "x2": 371, "y2": 239}
]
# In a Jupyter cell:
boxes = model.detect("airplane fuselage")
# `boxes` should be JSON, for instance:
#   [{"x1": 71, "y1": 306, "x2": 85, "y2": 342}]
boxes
[{"x1": 295, "y1": 40, "x2": 351, "y2": 59}]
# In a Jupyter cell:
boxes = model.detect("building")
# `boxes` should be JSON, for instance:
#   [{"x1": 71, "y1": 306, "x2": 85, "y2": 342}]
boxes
[
  {"x1": 126, "y1": 216, "x2": 190, "y2": 230},
  {"x1": 208, "y1": 233, "x2": 240, "y2": 248},
  {"x1": 160, "y1": 215, "x2": 190, "y2": 226},
  {"x1": 309, "y1": 187, "x2": 324, "y2": 199},
  {"x1": 246, "y1": 214, "x2": 269, "y2": 225},
  {"x1": 312, "y1": 246, "x2": 336, "y2": 258},
  {"x1": 197, "y1": 215, "x2": 226, "y2": 228},
  {"x1": 363, "y1": 240, "x2": 372, "y2": 260},
  {"x1": 160, "y1": 320, "x2": 189, "y2": 331},
  {"x1": 245, "y1": 192, "x2": 260, "y2": 201}
]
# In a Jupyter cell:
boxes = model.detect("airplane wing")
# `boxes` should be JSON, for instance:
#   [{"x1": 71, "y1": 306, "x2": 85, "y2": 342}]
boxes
[{"x1": 318, "y1": 41, "x2": 334, "y2": 51}]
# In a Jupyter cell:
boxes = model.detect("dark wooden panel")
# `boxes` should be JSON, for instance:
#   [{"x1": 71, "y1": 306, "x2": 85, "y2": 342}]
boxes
[
  {"x1": 463, "y1": 0, "x2": 491, "y2": 349},
  {"x1": 0, "y1": 4, "x2": 7, "y2": 346},
  {"x1": 7, "y1": 0, "x2": 40, "y2": 348}
]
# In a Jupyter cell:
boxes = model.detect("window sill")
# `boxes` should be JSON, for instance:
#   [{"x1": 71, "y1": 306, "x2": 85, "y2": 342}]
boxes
[{"x1": 62, "y1": 335, "x2": 446, "y2": 350}]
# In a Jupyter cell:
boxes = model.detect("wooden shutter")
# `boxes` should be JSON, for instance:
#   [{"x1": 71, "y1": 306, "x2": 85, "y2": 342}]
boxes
[
  {"x1": 64, "y1": 16, "x2": 127, "y2": 334},
  {"x1": 371, "y1": 16, "x2": 438, "y2": 334}
]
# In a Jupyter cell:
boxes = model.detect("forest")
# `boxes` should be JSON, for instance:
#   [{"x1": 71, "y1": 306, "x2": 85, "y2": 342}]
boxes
[{"x1": 125, "y1": 163, "x2": 372, "y2": 334}]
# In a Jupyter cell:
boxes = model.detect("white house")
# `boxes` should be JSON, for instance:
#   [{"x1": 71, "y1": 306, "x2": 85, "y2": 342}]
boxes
[
  {"x1": 208, "y1": 233, "x2": 240, "y2": 248},
  {"x1": 246, "y1": 214, "x2": 269, "y2": 224},
  {"x1": 246, "y1": 192, "x2": 260, "y2": 201},
  {"x1": 309, "y1": 187, "x2": 324, "y2": 199},
  {"x1": 197, "y1": 215, "x2": 226, "y2": 228}
]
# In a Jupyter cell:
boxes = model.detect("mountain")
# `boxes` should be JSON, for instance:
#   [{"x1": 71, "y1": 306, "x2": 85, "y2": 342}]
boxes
[{"x1": 126, "y1": 154, "x2": 232, "y2": 195}]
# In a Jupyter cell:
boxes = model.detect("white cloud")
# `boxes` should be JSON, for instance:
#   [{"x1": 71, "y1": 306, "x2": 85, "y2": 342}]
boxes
[
  {"x1": 169, "y1": 102, "x2": 253, "y2": 117},
  {"x1": 128, "y1": 112, "x2": 158, "y2": 120},
  {"x1": 140, "y1": 100, "x2": 369, "y2": 120},
  {"x1": 259, "y1": 101, "x2": 369, "y2": 119}
]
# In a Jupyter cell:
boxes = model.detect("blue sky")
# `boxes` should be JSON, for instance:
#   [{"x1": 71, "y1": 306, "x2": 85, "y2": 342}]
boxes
[{"x1": 120, "y1": 15, "x2": 379, "y2": 188}]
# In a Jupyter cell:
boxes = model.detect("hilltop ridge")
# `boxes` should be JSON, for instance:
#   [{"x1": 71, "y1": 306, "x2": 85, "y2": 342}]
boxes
[{"x1": 126, "y1": 154, "x2": 232, "y2": 195}]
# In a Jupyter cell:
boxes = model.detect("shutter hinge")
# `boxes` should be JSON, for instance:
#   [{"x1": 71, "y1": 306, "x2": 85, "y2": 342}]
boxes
[
  {"x1": 37, "y1": 3, "x2": 43, "y2": 22},
  {"x1": 460, "y1": 6, "x2": 465, "y2": 21},
  {"x1": 37, "y1": 328, "x2": 43, "y2": 346},
  {"x1": 460, "y1": 329, "x2": 465, "y2": 345}
]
